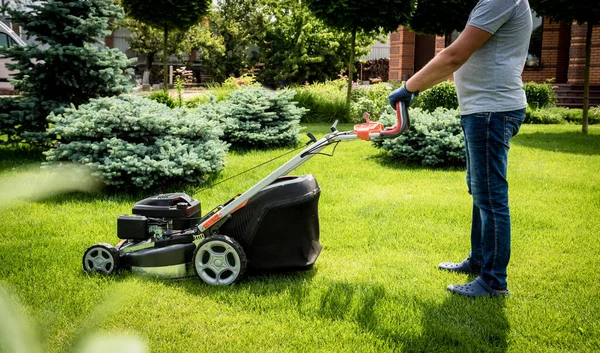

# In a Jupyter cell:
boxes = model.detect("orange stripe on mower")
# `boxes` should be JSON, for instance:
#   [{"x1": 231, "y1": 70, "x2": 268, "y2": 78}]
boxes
[
  {"x1": 202, "y1": 212, "x2": 222, "y2": 229},
  {"x1": 232, "y1": 200, "x2": 248, "y2": 214}
]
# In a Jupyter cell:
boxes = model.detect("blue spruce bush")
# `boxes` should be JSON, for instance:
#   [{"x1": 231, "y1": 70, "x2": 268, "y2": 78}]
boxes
[
  {"x1": 214, "y1": 87, "x2": 307, "y2": 148},
  {"x1": 44, "y1": 95, "x2": 228, "y2": 190},
  {"x1": 375, "y1": 107, "x2": 465, "y2": 168}
]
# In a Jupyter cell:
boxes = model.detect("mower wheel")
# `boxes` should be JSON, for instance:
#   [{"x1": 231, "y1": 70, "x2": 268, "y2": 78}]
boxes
[
  {"x1": 82, "y1": 242, "x2": 119, "y2": 275},
  {"x1": 193, "y1": 235, "x2": 247, "y2": 286}
]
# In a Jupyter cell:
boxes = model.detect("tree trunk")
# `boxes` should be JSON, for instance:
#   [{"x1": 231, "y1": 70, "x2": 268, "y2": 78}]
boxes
[
  {"x1": 163, "y1": 26, "x2": 169, "y2": 90},
  {"x1": 143, "y1": 52, "x2": 155, "y2": 86},
  {"x1": 346, "y1": 27, "x2": 357, "y2": 105},
  {"x1": 582, "y1": 22, "x2": 592, "y2": 135}
]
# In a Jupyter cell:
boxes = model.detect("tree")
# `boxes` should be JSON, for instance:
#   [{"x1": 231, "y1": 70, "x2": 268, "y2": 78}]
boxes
[
  {"x1": 120, "y1": 0, "x2": 211, "y2": 89},
  {"x1": 121, "y1": 18, "x2": 224, "y2": 86},
  {"x1": 304, "y1": 0, "x2": 415, "y2": 103},
  {"x1": 528, "y1": 1, "x2": 600, "y2": 134},
  {"x1": 210, "y1": 0, "x2": 266, "y2": 81},
  {"x1": 408, "y1": 0, "x2": 478, "y2": 47},
  {"x1": 258, "y1": 0, "x2": 377, "y2": 86},
  {"x1": 121, "y1": 18, "x2": 185, "y2": 86},
  {"x1": 180, "y1": 19, "x2": 226, "y2": 80},
  {"x1": 0, "y1": 0, "x2": 134, "y2": 147}
]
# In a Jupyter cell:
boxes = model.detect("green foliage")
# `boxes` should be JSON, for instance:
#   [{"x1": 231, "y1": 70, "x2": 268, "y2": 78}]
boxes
[
  {"x1": 375, "y1": 107, "x2": 465, "y2": 167},
  {"x1": 258, "y1": 0, "x2": 379, "y2": 86},
  {"x1": 222, "y1": 74, "x2": 261, "y2": 89},
  {"x1": 523, "y1": 81, "x2": 557, "y2": 109},
  {"x1": 304, "y1": 0, "x2": 415, "y2": 33},
  {"x1": 44, "y1": 95, "x2": 228, "y2": 190},
  {"x1": 350, "y1": 83, "x2": 393, "y2": 122},
  {"x1": 0, "y1": 0, "x2": 134, "y2": 147},
  {"x1": 524, "y1": 106, "x2": 600, "y2": 125},
  {"x1": 147, "y1": 90, "x2": 177, "y2": 108},
  {"x1": 202, "y1": 75, "x2": 261, "y2": 103},
  {"x1": 292, "y1": 80, "x2": 350, "y2": 123},
  {"x1": 528, "y1": 0, "x2": 600, "y2": 25},
  {"x1": 208, "y1": 0, "x2": 265, "y2": 81},
  {"x1": 409, "y1": 0, "x2": 478, "y2": 38},
  {"x1": 121, "y1": 0, "x2": 211, "y2": 31},
  {"x1": 214, "y1": 87, "x2": 306, "y2": 148},
  {"x1": 413, "y1": 81, "x2": 459, "y2": 112},
  {"x1": 121, "y1": 0, "x2": 211, "y2": 89},
  {"x1": 0, "y1": 97, "x2": 29, "y2": 146},
  {"x1": 304, "y1": 0, "x2": 412, "y2": 103},
  {"x1": 524, "y1": 106, "x2": 565, "y2": 124}
]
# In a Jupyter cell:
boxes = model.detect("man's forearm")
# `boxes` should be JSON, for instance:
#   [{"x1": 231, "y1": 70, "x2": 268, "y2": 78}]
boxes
[{"x1": 404, "y1": 50, "x2": 464, "y2": 93}]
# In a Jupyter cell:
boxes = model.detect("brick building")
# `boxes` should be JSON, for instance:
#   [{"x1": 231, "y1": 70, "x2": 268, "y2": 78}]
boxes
[{"x1": 389, "y1": 20, "x2": 600, "y2": 107}]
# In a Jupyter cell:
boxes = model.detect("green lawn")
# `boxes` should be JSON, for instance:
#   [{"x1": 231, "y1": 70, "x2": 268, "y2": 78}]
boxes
[{"x1": 0, "y1": 124, "x2": 599, "y2": 353}]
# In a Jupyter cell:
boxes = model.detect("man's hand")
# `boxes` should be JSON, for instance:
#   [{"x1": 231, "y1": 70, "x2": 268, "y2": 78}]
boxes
[{"x1": 388, "y1": 84, "x2": 418, "y2": 110}]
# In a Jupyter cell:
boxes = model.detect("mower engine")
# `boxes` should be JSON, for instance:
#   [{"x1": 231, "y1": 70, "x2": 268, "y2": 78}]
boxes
[{"x1": 117, "y1": 193, "x2": 201, "y2": 242}]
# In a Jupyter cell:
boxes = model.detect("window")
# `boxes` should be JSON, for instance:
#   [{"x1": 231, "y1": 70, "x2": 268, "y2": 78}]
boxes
[
  {"x1": 0, "y1": 32, "x2": 14, "y2": 48},
  {"x1": 526, "y1": 11, "x2": 543, "y2": 67}
]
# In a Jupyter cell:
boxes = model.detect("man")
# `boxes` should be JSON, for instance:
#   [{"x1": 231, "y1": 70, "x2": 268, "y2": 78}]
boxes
[{"x1": 389, "y1": 0, "x2": 532, "y2": 297}]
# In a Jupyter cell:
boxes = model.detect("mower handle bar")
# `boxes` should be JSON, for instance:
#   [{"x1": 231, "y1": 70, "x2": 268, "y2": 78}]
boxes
[
  {"x1": 197, "y1": 101, "x2": 409, "y2": 232},
  {"x1": 379, "y1": 101, "x2": 410, "y2": 139}
]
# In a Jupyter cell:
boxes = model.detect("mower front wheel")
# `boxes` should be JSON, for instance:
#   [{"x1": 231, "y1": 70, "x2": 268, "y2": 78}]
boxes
[
  {"x1": 193, "y1": 235, "x2": 247, "y2": 286},
  {"x1": 82, "y1": 243, "x2": 119, "y2": 275}
]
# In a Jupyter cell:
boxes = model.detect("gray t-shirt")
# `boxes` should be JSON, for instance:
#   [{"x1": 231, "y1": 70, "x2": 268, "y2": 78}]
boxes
[{"x1": 454, "y1": 0, "x2": 532, "y2": 115}]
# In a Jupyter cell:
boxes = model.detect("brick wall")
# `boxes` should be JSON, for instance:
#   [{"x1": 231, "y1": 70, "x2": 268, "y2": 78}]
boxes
[
  {"x1": 390, "y1": 21, "x2": 600, "y2": 85},
  {"x1": 388, "y1": 26, "x2": 415, "y2": 81},
  {"x1": 567, "y1": 23, "x2": 600, "y2": 84},
  {"x1": 522, "y1": 19, "x2": 571, "y2": 83}
]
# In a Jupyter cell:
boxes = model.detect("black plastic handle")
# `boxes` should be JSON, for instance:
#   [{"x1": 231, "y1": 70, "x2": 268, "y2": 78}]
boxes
[{"x1": 379, "y1": 101, "x2": 410, "y2": 138}]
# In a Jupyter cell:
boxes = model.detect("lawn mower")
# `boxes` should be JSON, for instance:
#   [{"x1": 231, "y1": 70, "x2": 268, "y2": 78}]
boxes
[{"x1": 82, "y1": 102, "x2": 410, "y2": 286}]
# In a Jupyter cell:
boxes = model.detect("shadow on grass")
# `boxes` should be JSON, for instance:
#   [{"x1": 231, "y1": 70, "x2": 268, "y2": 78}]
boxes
[
  {"x1": 401, "y1": 295, "x2": 509, "y2": 353},
  {"x1": 512, "y1": 131, "x2": 600, "y2": 155},
  {"x1": 311, "y1": 281, "x2": 508, "y2": 352},
  {"x1": 370, "y1": 151, "x2": 465, "y2": 172}
]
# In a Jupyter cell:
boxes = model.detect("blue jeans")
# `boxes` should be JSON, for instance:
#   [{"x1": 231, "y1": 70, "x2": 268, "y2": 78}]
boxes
[{"x1": 461, "y1": 109, "x2": 525, "y2": 290}]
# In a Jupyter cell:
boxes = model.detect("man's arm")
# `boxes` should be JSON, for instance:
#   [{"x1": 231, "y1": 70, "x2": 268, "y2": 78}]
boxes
[{"x1": 404, "y1": 25, "x2": 493, "y2": 93}]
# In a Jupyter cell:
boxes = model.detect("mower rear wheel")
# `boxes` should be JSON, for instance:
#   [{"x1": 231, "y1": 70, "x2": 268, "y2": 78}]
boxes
[
  {"x1": 82, "y1": 243, "x2": 118, "y2": 275},
  {"x1": 193, "y1": 235, "x2": 247, "y2": 286}
]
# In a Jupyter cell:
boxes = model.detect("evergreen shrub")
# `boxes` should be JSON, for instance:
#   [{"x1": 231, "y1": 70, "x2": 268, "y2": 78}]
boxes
[
  {"x1": 523, "y1": 81, "x2": 557, "y2": 109},
  {"x1": 0, "y1": 0, "x2": 134, "y2": 147},
  {"x1": 375, "y1": 107, "x2": 465, "y2": 168},
  {"x1": 44, "y1": 95, "x2": 228, "y2": 190},
  {"x1": 413, "y1": 81, "x2": 459, "y2": 112},
  {"x1": 215, "y1": 87, "x2": 306, "y2": 148}
]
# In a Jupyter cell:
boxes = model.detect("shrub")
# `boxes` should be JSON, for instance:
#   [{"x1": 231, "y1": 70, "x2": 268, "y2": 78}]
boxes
[
  {"x1": 350, "y1": 83, "x2": 393, "y2": 122},
  {"x1": 523, "y1": 81, "x2": 557, "y2": 109},
  {"x1": 374, "y1": 107, "x2": 465, "y2": 168},
  {"x1": 147, "y1": 90, "x2": 177, "y2": 108},
  {"x1": 214, "y1": 86, "x2": 307, "y2": 148},
  {"x1": 44, "y1": 95, "x2": 228, "y2": 190},
  {"x1": 559, "y1": 106, "x2": 600, "y2": 125},
  {"x1": 413, "y1": 81, "x2": 459, "y2": 112},
  {"x1": 0, "y1": 0, "x2": 134, "y2": 147},
  {"x1": 293, "y1": 79, "x2": 350, "y2": 123},
  {"x1": 524, "y1": 106, "x2": 565, "y2": 124}
]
